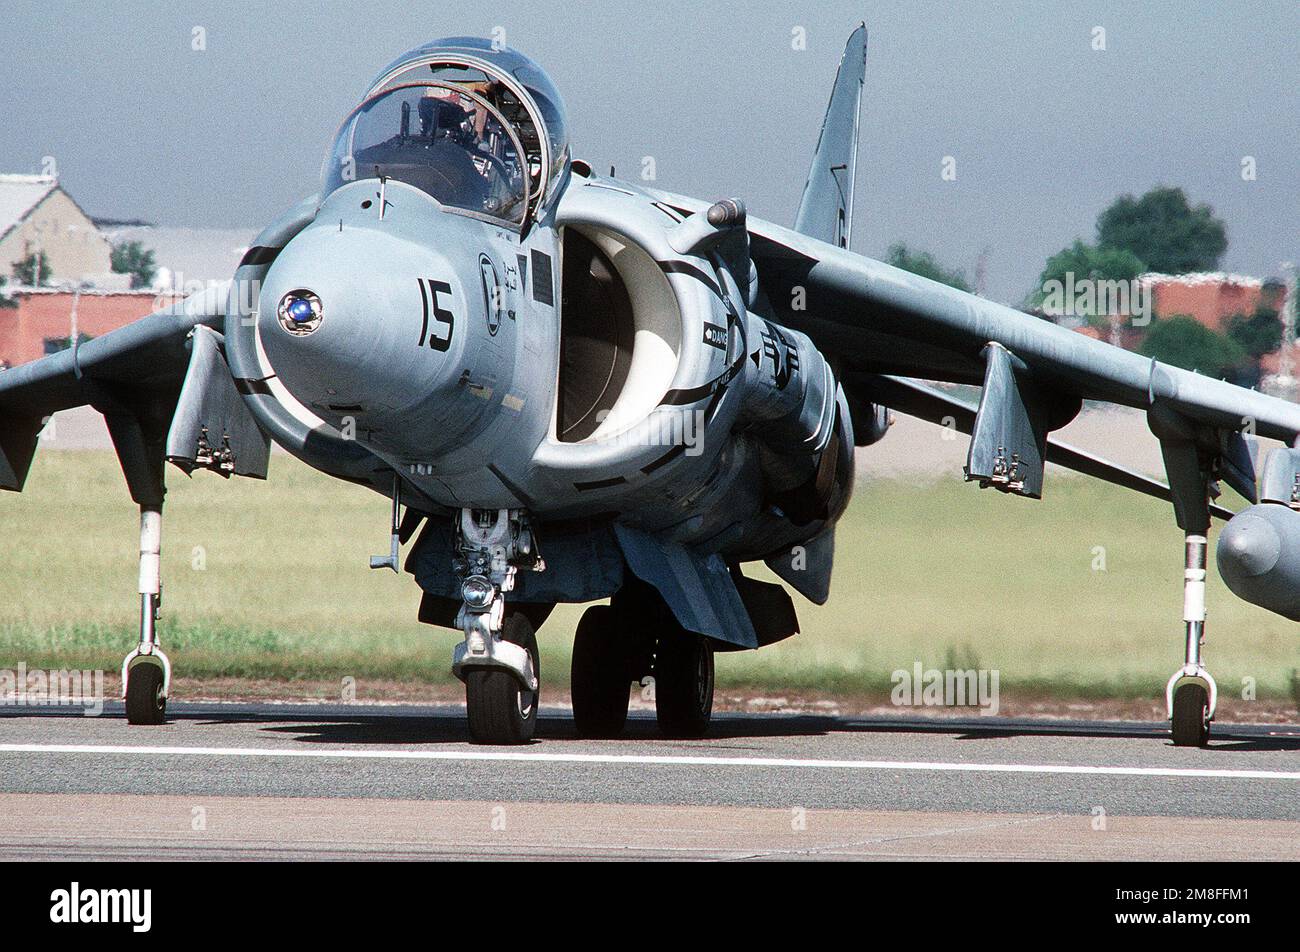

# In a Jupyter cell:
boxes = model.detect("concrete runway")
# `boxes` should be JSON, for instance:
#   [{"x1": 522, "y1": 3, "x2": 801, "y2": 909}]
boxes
[{"x1": 0, "y1": 702, "x2": 1297, "y2": 860}]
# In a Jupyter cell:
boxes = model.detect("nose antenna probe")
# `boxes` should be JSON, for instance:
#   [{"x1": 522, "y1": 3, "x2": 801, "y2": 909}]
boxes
[{"x1": 369, "y1": 474, "x2": 402, "y2": 572}]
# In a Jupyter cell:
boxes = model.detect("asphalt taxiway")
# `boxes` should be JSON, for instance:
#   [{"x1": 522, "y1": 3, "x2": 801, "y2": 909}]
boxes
[{"x1": 0, "y1": 703, "x2": 1296, "y2": 860}]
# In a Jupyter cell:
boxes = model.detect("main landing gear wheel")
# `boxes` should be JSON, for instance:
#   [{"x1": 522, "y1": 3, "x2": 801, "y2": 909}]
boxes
[
  {"x1": 654, "y1": 630, "x2": 714, "y2": 739},
  {"x1": 571, "y1": 605, "x2": 633, "y2": 738},
  {"x1": 124, "y1": 663, "x2": 166, "y2": 726},
  {"x1": 466, "y1": 614, "x2": 539, "y2": 745},
  {"x1": 1170, "y1": 682, "x2": 1210, "y2": 748}
]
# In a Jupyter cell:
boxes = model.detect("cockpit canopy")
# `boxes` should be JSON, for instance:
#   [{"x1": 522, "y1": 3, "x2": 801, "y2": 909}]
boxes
[
  {"x1": 322, "y1": 82, "x2": 529, "y2": 224},
  {"x1": 321, "y1": 37, "x2": 569, "y2": 227}
]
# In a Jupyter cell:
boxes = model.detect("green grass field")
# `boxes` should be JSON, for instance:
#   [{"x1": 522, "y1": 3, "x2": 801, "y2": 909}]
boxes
[{"x1": 1, "y1": 450, "x2": 1296, "y2": 699}]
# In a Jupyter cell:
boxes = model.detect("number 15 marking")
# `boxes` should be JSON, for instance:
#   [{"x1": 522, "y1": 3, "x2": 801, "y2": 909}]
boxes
[{"x1": 417, "y1": 278, "x2": 454, "y2": 351}]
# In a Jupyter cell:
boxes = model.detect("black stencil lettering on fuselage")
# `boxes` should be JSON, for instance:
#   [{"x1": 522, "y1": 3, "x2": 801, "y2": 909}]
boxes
[
  {"x1": 418, "y1": 278, "x2": 454, "y2": 351},
  {"x1": 517, "y1": 253, "x2": 529, "y2": 294}
]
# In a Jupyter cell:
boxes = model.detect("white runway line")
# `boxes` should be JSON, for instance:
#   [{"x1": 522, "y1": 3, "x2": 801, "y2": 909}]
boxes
[{"x1": 1, "y1": 743, "x2": 1298, "y2": 781}]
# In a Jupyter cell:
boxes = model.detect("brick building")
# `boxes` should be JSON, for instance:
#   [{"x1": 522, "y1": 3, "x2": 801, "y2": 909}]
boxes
[
  {"x1": 1145, "y1": 272, "x2": 1286, "y2": 331},
  {"x1": 0, "y1": 289, "x2": 178, "y2": 369}
]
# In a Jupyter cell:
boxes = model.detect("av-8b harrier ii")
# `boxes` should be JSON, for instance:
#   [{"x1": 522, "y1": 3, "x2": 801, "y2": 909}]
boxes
[{"x1": 3, "y1": 29, "x2": 1298, "y2": 745}]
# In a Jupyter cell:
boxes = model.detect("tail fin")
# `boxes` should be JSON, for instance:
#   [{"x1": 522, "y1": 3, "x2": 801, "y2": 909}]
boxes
[{"x1": 793, "y1": 23, "x2": 867, "y2": 248}]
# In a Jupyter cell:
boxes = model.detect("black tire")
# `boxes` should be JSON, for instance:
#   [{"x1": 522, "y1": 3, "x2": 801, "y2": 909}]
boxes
[
  {"x1": 571, "y1": 605, "x2": 631, "y2": 738},
  {"x1": 466, "y1": 614, "x2": 539, "y2": 745},
  {"x1": 124, "y1": 662, "x2": 166, "y2": 725},
  {"x1": 654, "y1": 630, "x2": 714, "y2": 739},
  {"x1": 1170, "y1": 682, "x2": 1210, "y2": 747}
]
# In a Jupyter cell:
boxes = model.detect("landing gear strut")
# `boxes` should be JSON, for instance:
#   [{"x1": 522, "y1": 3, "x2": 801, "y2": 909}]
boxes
[
  {"x1": 450, "y1": 509, "x2": 543, "y2": 744},
  {"x1": 1167, "y1": 533, "x2": 1215, "y2": 747},
  {"x1": 121, "y1": 505, "x2": 170, "y2": 725}
]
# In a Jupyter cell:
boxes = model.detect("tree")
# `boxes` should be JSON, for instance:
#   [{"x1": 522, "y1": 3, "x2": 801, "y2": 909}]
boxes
[
  {"x1": 1223, "y1": 305, "x2": 1286, "y2": 387},
  {"x1": 1224, "y1": 306, "x2": 1284, "y2": 361},
  {"x1": 1096, "y1": 186, "x2": 1227, "y2": 274},
  {"x1": 1031, "y1": 239, "x2": 1146, "y2": 327},
  {"x1": 1139, "y1": 315, "x2": 1245, "y2": 378},
  {"x1": 885, "y1": 243, "x2": 971, "y2": 292},
  {"x1": 110, "y1": 240, "x2": 157, "y2": 289},
  {"x1": 11, "y1": 250, "x2": 52, "y2": 287}
]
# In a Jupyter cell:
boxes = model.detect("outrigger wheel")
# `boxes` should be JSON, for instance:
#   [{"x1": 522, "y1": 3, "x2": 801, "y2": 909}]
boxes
[
  {"x1": 1170, "y1": 681, "x2": 1210, "y2": 748},
  {"x1": 465, "y1": 613, "x2": 540, "y2": 744},
  {"x1": 124, "y1": 662, "x2": 166, "y2": 726}
]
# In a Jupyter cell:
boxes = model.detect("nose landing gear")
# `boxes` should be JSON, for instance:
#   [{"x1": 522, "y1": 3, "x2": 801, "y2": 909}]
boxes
[{"x1": 450, "y1": 508, "x2": 544, "y2": 744}]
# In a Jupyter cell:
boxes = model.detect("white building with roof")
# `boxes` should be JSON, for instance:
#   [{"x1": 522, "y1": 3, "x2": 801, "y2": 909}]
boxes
[{"x1": 0, "y1": 174, "x2": 119, "y2": 288}]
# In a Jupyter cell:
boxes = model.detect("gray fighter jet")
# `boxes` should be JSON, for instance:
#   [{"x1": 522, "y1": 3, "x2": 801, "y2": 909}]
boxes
[{"x1": 2, "y1": 29, "x2": 1296, "y2": 746}]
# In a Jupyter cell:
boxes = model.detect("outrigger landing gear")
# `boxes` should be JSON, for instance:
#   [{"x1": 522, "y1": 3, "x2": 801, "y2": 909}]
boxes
[
  {"x1": 1167, "y1": 533, "x2": 1216, "y2": 747},
  {"x1": 122, "y1": 505, "x2": 170, "y2": 725},
  {"x1": 450, "y1": 509, "x2": 543, "y2": 745}
]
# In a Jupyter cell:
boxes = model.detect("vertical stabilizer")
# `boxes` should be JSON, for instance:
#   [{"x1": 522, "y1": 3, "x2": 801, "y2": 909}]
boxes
[{"x1": 793, "y1": 24, "x2": 867, "y2": 247}]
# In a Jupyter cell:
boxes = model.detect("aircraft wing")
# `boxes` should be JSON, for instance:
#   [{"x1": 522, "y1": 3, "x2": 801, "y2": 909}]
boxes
[
  {"x1": 0, "y1": 283, "x2": 250, "y2": 503},
  {"x1": 746, "y1": 221, "x2": 1300, "y2": 434},
  {"x1": 845, "y1": 371, "x2": 1237, "y2": 521},
  {"x1": 753, "y1": 218, "x2": 1292, "y2": 525},
  {"x1": 648, "y1": 185, "x2": 1286, "y2": 525}
]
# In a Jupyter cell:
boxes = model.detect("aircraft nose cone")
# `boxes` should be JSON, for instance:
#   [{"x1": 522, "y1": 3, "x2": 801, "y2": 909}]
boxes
[
  {"x1": 258, "y1": 223, "x2": 462, "y2": 415},
  {"x1": 1216, "y1": 511, "x2": 1281, "y2": 579}
]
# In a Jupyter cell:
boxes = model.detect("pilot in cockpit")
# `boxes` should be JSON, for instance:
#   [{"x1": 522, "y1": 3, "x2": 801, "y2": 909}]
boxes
[
  {"x1": 418, "y1": 87, "x2": 473, "y2": 142},
  {"x1": 337, "y1": 82, "x2": 526, "y2": 223}
]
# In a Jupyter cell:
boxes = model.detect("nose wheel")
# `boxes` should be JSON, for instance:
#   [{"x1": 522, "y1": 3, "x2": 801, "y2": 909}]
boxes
[{"x1": 465, "y1": 613, "x2": 539, "y2": 744}]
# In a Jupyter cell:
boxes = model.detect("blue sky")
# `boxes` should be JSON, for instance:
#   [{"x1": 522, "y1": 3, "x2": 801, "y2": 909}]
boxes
[{"x1": 1, "y1": 0, "x2": 1295, "y2": 301}]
